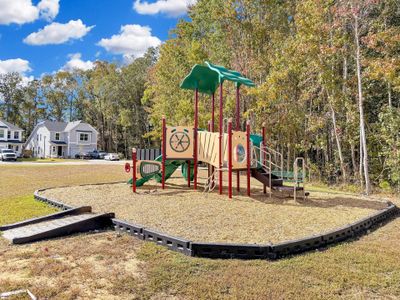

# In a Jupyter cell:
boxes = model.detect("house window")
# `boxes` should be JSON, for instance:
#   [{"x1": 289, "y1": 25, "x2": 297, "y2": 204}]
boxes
[
  {"x1": 15, "y1": 146, "x2": 19, "y2": 152},
  {"x1": 0, "y1": 129, "x2": 4, "y2": 139},
  {"x1": 37, "y1": 135, "x2": 39, "y2": 141},
  {"x1": 14, "y1": 131, "x2": 19, "y2": 139},
  {"x1": 79, "y1": 133, "x2": 89, "y2": 142},
  {"x1": 7, "y1": 131, "x2": 11, "y2": 139},
  {"x1": 55, "y1": 132, "x2": 60, "y2": 140},
  {"x1": 52, "y1": 146, "x2": 56, "y2": 152}
]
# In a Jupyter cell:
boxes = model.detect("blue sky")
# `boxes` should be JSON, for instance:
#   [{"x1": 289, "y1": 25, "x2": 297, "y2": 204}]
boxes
[{"x1": 0, "y1": 0, "x2": 195, "y2": 81}]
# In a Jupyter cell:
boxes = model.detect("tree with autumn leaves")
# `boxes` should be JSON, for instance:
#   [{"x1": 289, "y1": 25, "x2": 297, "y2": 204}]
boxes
[{"x1": 146, "y1": 0, "x2": 400, "y2": 193}]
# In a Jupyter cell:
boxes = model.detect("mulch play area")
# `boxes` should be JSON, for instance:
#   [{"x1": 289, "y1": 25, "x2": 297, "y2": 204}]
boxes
[{"x1": 38, "y1": 171, "x2": 387, "y2": 245}]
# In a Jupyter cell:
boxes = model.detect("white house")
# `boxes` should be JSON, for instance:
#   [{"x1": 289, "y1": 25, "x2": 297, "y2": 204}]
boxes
[
  {"x1": 0, "y1": 120, "x2": 24, "y2": 156},
  {"x1": 25, "y1": 120, "x2": 98, "y2": 158}
]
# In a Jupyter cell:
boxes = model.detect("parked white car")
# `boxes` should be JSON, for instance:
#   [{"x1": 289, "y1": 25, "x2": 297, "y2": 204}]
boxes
[
  {"x1": 0, "y1": 149, "x2": 17, "y2": 161},
  {"x1": 104, "y1": 153, "x2": 119, "y2": 161}
]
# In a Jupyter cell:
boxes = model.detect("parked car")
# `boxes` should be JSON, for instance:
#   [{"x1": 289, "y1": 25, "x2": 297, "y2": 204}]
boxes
[
  {"x1": 88, "y1": 150, "x2": 107, "y2": 159},
  {"x1": 75, "y1": 152, "x2": 91, "y2": 159},
  {"x1": 0, "y1": 149, "x2": 17, "y2": 161},
  {"x1": 104, "y1": 153, "x2": 119, "y2": 161}
]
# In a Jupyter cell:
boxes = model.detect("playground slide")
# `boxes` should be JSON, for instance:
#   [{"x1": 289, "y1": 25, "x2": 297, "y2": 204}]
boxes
[{"x1": 128, "y1": 156, "x2": 194, "y2": 187}]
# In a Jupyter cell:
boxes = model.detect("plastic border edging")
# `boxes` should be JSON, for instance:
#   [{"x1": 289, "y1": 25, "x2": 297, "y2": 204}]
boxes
[{"x1": 33, "y1": 188, "x2": 400, "y2": 260}]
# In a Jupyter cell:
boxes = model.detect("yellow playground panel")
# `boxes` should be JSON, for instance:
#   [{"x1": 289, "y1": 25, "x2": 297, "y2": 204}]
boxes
[
  {"x1": 165, "y1": 126, "x2": 194, "y2": 160},
  {"x1": 197, "y1": 131, "x2": 248, "y2": 170}
]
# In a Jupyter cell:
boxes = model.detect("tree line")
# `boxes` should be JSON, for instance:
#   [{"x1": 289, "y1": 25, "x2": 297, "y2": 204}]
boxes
[
  {"x1": 0, "y1": 49, "x2": 156, "y2": 158},
  {"x1": 0, "y1": 0, "x2": 399, "y2": 193}
]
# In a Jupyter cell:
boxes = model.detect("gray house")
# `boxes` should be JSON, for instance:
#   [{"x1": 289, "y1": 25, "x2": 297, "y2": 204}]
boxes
[
  {"x1": 0, "y1": 120, "x2": 24, "y2": 156},
  {"x1": 25, "y1": 120, "x2": 98, "y2": 158}
]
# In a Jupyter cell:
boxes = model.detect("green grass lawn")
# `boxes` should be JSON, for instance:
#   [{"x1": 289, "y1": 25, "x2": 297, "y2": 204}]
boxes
[
  {"x1": 0, "y1": 195, "x2": 57, "y2": 226},
  {"x1": 0, "y1": 164, "x2": 399, "y2": 299}
]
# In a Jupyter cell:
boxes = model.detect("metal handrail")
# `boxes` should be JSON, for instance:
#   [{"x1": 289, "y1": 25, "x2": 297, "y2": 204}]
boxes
[
  {"x1": 251, "y1": 145, "x2": 269, "y2": 171},
  {"x1": 263, "y1": 144, "x2": 283, "y2": 157},
  {"x1": 259, "y1": 144, "x2": 284, "y2": 180},
  {"x1": 251, "y1": 145, "x2": 273, "y2": 198}
]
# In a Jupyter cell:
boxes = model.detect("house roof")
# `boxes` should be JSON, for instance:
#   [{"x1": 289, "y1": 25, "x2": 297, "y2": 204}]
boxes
[
  {"x1": 64, "y1": 120, "x2": 82, "y2": 132},
  {"x1": 40, "y1": 120, "x2": 69, "y2": 132},
  {"x1": 6, "y1": 140, "x2": 24, "y2": 144},
  {"x1": 39, "y1": 120, "x2": 97, "y2": 133},
  {"x1": 0, "y1": 120, "x2": 23, "y2": 131}
]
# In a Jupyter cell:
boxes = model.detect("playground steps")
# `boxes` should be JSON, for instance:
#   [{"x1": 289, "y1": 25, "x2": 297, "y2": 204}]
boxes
[
  {"x1": 1, "y1": 207, "x2": 114, "y2": 244},
  {"x1": 251, "y1": 169, "x2": 284, "y2": 188},
  {"x1": 251, "y1": 169, "x2": 307, "y2": 195}
]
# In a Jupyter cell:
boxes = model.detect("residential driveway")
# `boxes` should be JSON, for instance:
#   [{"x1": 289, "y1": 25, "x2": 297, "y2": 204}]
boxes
[{"x1": 0, "y1": 160, "x2": 128, "y2": 166}]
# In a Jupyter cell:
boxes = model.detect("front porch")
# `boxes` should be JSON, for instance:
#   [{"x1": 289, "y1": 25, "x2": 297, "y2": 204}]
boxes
[
  {"x1": 50, "y1": 141, "x2": 67, "y2": 158},
  {"x1": 5, "y1": 140, "x2": 24, "y2": 156}
]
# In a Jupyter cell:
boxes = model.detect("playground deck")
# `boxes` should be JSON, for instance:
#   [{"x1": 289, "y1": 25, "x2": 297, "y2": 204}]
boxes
[{"x1": 39, "y1": 172, "x2": 387, "y2": 244}]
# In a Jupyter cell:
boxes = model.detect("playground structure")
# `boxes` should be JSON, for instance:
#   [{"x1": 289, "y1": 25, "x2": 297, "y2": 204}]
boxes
[{"x1": 125, "y1": 62, "x2": 307, "y2": 199}]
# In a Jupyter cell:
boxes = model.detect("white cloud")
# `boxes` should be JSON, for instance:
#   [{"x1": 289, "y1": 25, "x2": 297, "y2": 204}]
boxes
[
  {"x1": 133, "y1": 0, "x2": 196, "y2": 17},
  {"x1": 0, "y1": 58, "x2": 33, "y2": 86},
  {"x1": 97, "y1": 24, "x2": 161, "y2": 59},
  {"x1": 0, "y1": 0, "x2": 59, "y2": 25},
  {"x1": 23, "y1": 19, "x2": 94, "y2": 45},
  {"x1": 38, "y1": 0, "x2": 59, "y2": 22},
  {"x1": 0, "y1": 58, "x2": 31, "y2": 75},
  {"x1": 61, "y1": 53, "x2": 94, "y2": 71},
  {"x1": 21, "y1": 75, "x2": 34, "y2": 86}
]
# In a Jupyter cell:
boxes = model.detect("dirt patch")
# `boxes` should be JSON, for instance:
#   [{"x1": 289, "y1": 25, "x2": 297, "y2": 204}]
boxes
[
  {"x1": 0, "y1": 232, "x2": 143, "y2": 299},
  {"x1": 40, "y1": 171, "x2": 387, "y2": 244}
]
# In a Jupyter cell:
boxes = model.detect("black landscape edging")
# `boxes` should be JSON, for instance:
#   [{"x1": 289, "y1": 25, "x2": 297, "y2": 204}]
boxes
[
  {"x1": 33, "y1": 188, "x2": 400, "y2": 260},
  {"x1": 34, "y1": 190, "x2": 74, "y2": 210}
]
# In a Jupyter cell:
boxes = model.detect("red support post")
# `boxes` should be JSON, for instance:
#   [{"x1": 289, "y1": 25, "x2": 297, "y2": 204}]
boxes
[
  {"x1": 236, "y1": 85, "x2": 240, "y2": 130},
  {"x1": 246, "y1": 120, "x2": 251, "y2": 197},
  {"x1": 262, "y1": 122, "x2": 266, "y2": 194},
  {"x1": 162, "y1": 116, "x2": 166, "y2": 189},
  {"x1": 211, "y1": 94, "x2": 215, "y2": 189},
  {"x1": 132, "y1": 148, "x2": 137, "y2": 193},
  {"x1": 194, "y1": 88, "x2": 199, "y2": 190},
  {"x1": 236, "y1": 84, "x2": 240, "y2": 192},
  {"x1": 211, "y1": 93, "x2": 215, "y2": 132},
  {"x1": 262, "y1": 122, "x2": 266, "y2": 144},
  {"x1": 228, "y1": 118, "x2": 233, "y2": 199},
  {"x1": 218, "y1": 82, "x2": 223, "y2": 194},
  {"x1": 207, "y1": 121, "x2": 211, "y2": 179}
]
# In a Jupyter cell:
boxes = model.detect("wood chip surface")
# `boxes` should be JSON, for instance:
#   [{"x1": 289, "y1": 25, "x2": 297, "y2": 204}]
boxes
[{"x1": 40, "y1": 173, "x2": 386, "y2": 244}]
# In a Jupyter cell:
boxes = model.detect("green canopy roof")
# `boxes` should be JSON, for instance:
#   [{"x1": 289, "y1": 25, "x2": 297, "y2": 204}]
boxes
[{"x1": 180, "y1": 61, "x2": 255, "y2": 95}]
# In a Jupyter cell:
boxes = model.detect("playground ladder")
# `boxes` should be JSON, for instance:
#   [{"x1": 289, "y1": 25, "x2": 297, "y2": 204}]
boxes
[{"x1": 203, "y1": 167, "x2": 226, "y2": 193}]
